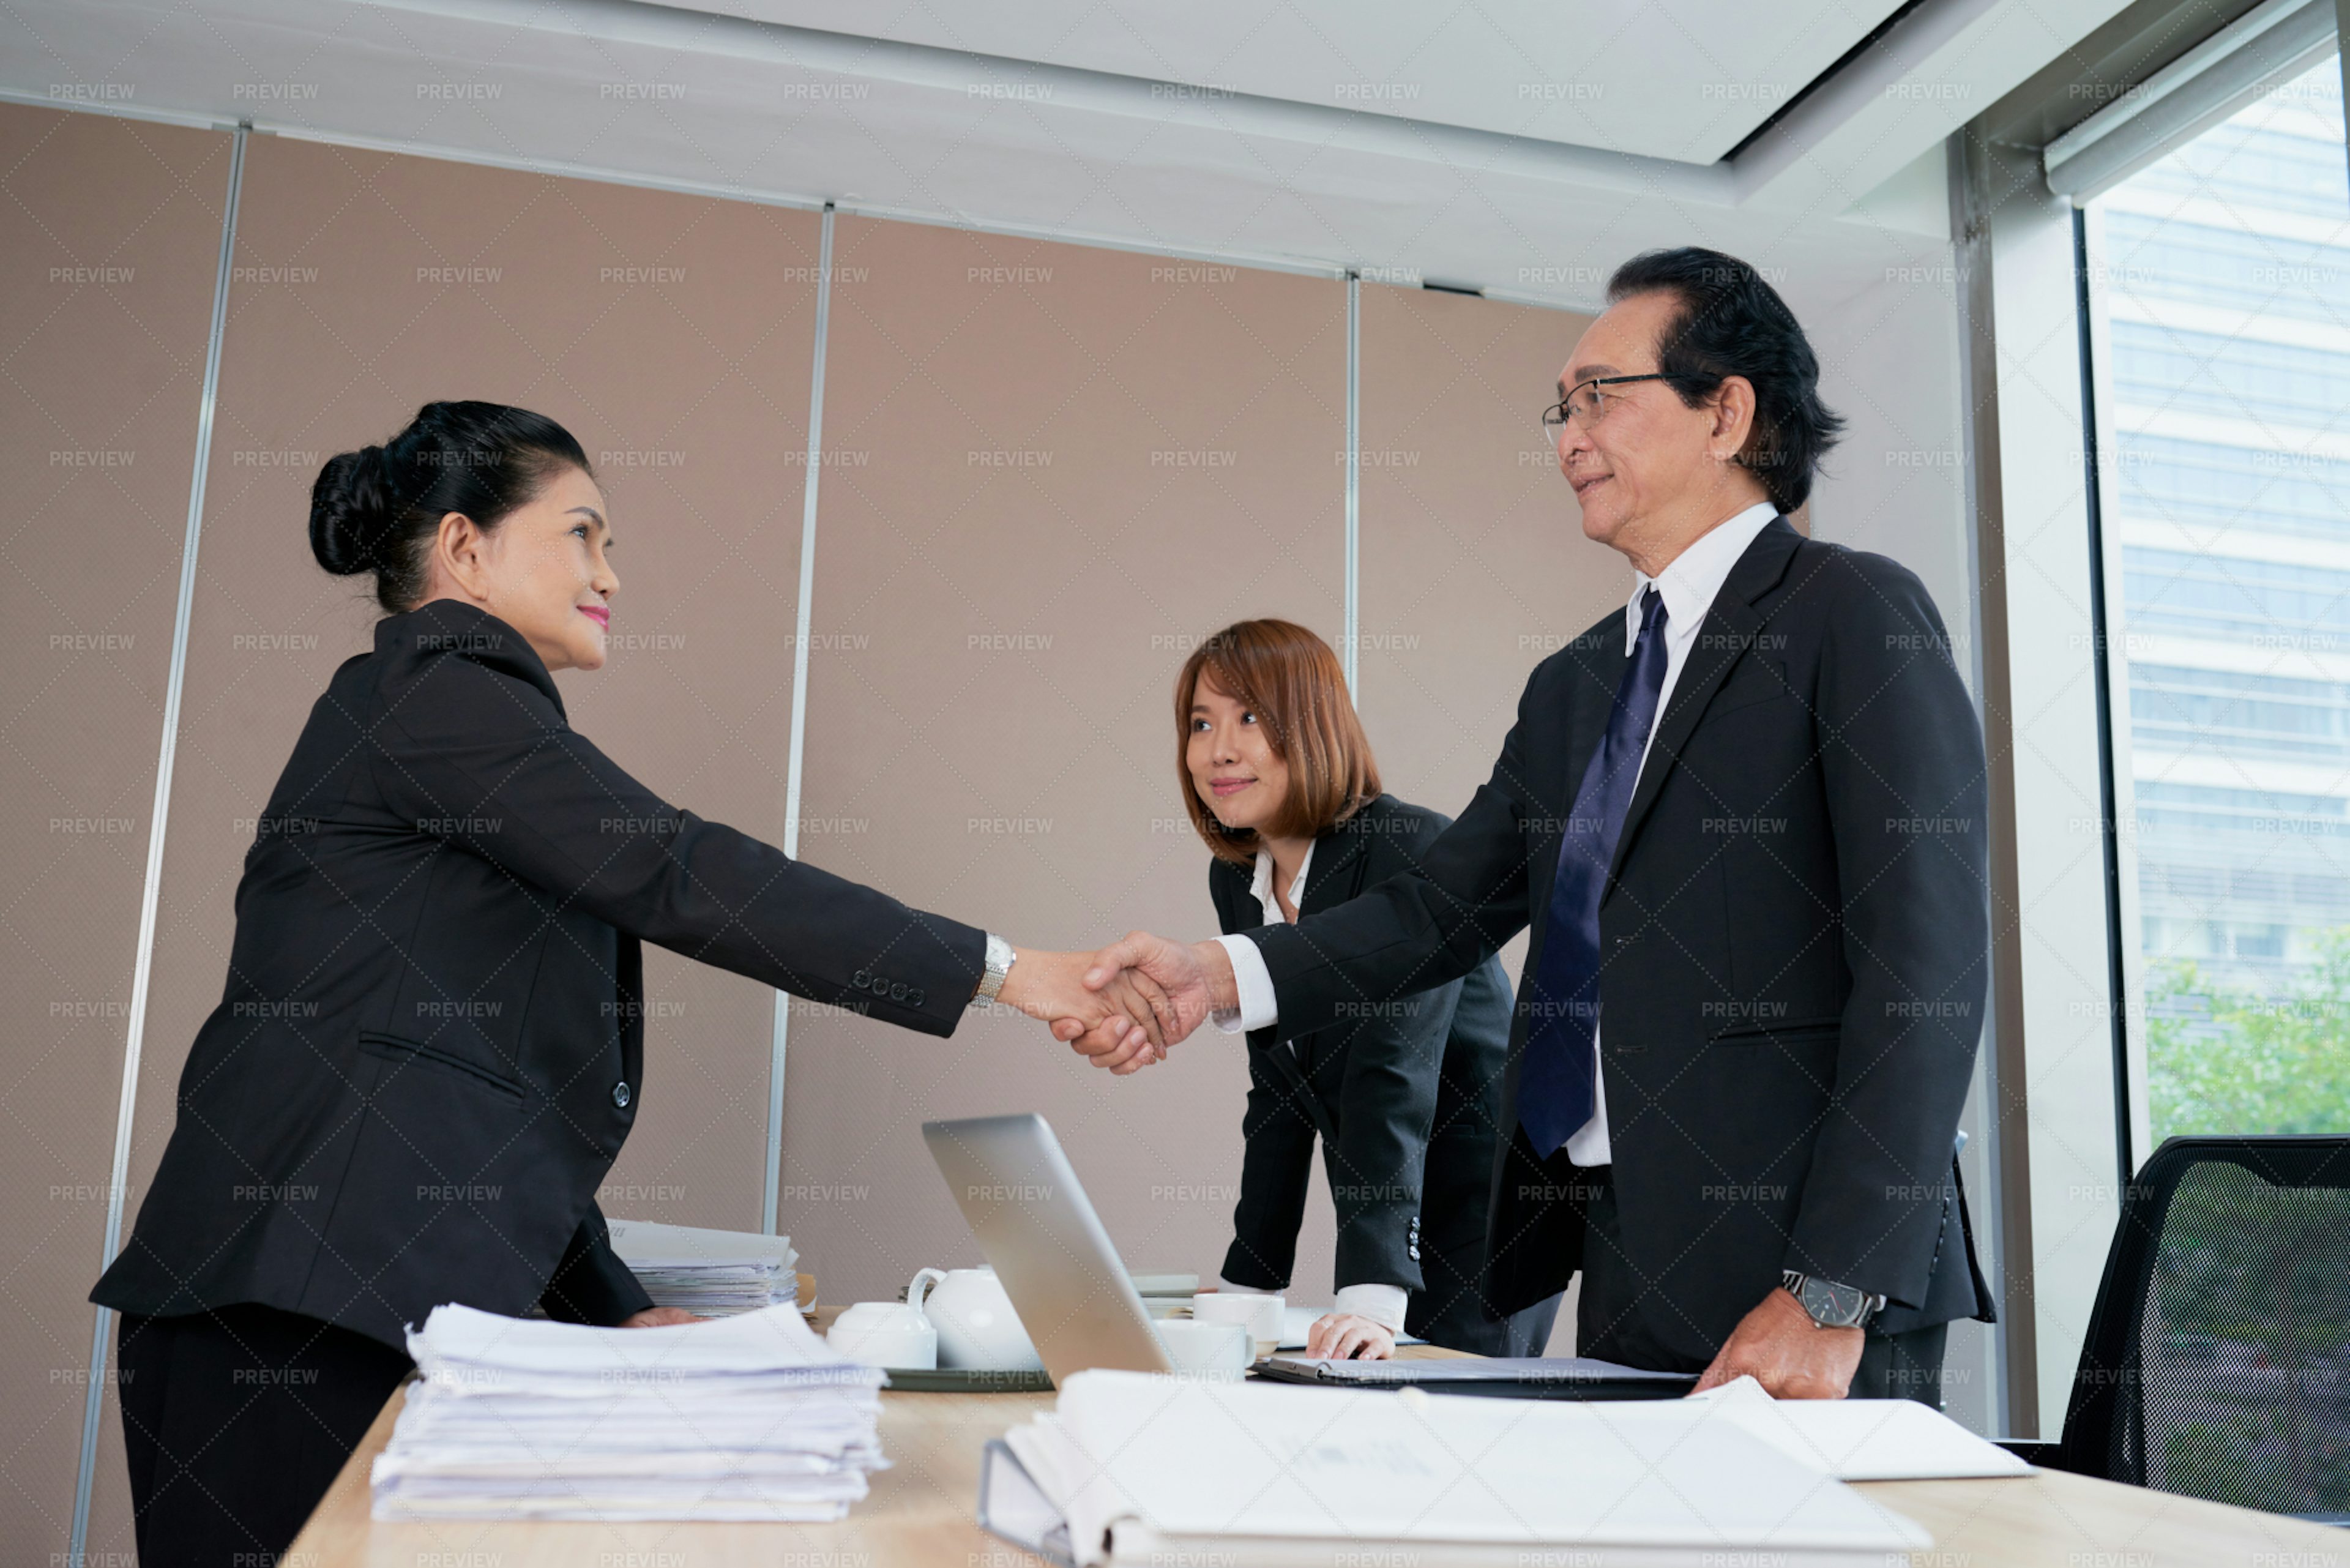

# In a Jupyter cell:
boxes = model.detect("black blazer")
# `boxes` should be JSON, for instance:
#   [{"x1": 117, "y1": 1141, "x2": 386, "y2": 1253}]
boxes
[
  {"x1": 1238, "y1": 520, "x2": 1995, "y2": 1365},
  {"x1": 1209, "y1": 796, "x2": 1520, "y2": 1350},
  {"x1": 93, "y1": 600, "x2": 985, "y2": 1351}
]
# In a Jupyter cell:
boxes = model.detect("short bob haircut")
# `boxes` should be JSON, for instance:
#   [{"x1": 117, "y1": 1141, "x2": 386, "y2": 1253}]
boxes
[
  {"x1": 1605, "y1": 247, "x2": 1845, "y2": 514},
  {"x1": 1175, "y1": 619, "x2": 1381, "y2": 868}
]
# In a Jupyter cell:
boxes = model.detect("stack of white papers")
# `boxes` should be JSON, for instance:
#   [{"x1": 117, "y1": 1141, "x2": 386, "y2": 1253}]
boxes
[
  {"x1": 605, "y1": 1216, "x2": 802, "y2": 1317},
  {"x1": 372, "y1": 1302, "x2": 886, "y2": 1521},
  {"x1": 991, "y1": 1370, "x2": 1935, "y2": 1567}
]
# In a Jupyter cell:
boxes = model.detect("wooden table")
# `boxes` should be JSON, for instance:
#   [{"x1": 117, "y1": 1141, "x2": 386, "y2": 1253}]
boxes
[{"x1": 291, "y1": 1333, "x2": 2345, "y2": 1568}]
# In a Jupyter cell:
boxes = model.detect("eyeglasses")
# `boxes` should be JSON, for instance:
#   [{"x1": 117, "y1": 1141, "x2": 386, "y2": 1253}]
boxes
[{"x1": 1539, "y1": 373, "x2": 1668, "y2": 438}]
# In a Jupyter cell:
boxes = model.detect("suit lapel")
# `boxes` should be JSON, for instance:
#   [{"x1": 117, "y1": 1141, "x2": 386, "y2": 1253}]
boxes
[
  {"x1": 1602, "y1": 518, "x2": 1801, "y2": 894},
  {"x1": 1209, "y1": 860, "x2": 1253, "y2": 931},
  {"x1": 1297, "y1": 818, "x2": 1368, "y2": 918},
  {"x1": 1265, "y1": 828, "x2": 1346, "y2": 1139}
]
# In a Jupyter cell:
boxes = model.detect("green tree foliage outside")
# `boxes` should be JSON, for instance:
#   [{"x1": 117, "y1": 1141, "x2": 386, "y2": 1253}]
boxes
[
  {"x1": 2137, "y1": 965, "x2": 2350, "y2": 1514},
  {"x1": 2147, "y1": 928, "x2": 2350, "y2": 1138}
]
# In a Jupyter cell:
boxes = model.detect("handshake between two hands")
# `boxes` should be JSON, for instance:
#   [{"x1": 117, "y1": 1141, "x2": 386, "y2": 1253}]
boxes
[{"x1": 992, "y1": 933, "x2": 1230, "y2": 1075}]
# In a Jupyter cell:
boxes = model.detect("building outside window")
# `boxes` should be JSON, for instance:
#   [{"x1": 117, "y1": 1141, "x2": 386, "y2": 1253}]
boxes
[{"x1": 2089, "y1": 57, "x2": 2350, "y2": 1138}]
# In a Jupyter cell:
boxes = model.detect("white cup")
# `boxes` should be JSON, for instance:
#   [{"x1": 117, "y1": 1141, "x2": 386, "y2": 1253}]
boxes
[
  {"x1": 1192, "y1": 1291, "x2": 1284, "y2": 1358},
  {"x1": 1154, "y1": 1319, "x2": 1250, "y2": 1381},
  {"x1": 827, "y1": 1297, "x2": 937, "y2": 1370}
]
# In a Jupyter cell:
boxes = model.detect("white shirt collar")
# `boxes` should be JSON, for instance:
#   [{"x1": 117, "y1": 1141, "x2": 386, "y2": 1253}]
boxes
[
  {"x1": 1624, "y1": 501, "x2": 1781, "y2": 654},
  {"x1": 1247, "y1": 842, "x2": 1315, "y2": 925}
]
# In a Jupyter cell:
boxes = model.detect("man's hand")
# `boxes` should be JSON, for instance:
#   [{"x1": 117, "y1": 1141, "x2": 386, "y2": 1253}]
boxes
[
  {"x1": 1690, "y1": 1287, "x2": 1862, "y2": 1398},
  {"x1": 620, "y1": 1307, "x2": 701, "y2": 1327},
  {"x1": 1046, "y1": 963, "x2": 1179, "y2": 1074},
  {"x1": 1050, "y1": 931, "x2": 1236, "y2": 1070},
  {"x1": 1089, "y1": 966, "x2": 1176, "y2": 1072},
  {"x1": 1305, "y1": 1312, "x2": 1395, "y2": 1361},
  {"x1": 999, "y1": 947, "x2": 1165, "y2": 1059}
]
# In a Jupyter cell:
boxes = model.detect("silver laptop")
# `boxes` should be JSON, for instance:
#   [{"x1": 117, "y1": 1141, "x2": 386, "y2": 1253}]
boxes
[{"x1": 922, "y1": 1112, "x2": 1173, "y2": 1383}]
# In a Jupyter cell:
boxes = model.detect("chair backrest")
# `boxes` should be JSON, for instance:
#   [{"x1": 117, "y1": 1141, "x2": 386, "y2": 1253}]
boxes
[{"x1": 2058, "y1": 1135, "x2": 2350, "y2": 1518}]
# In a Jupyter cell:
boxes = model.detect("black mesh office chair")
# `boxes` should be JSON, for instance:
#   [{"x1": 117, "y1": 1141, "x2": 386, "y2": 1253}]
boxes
[{"x1": 2017, "y1": 1135, "x2": 2350, "y2": 1522}]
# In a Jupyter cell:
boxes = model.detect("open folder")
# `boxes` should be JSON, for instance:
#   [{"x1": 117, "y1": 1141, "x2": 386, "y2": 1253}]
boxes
[{"x1": 981, "y1": 1368, "x2": 1934, "y2": 1567}]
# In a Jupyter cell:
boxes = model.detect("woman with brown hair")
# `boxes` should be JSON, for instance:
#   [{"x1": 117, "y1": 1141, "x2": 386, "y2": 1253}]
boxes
[{"x1": 1176, "y1": 619, "x2": 1557, "y2": 1358}]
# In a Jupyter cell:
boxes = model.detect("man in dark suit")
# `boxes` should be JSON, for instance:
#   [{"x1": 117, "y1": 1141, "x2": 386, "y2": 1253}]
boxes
[{"x1": 1069, "y1": 247, "x2": 1993, "y2": 1400}]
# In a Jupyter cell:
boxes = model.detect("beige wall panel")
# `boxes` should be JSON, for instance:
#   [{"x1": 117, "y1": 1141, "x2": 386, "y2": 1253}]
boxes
[
  {"x1": 1354, "y1": 285, "x2": 1620, "y2": 1351},
  {"x1": 0, "y1": 103, "x2": 231, "y2": 1560},
  {"x1": 780, "y1": 217, "x2": 1348, "y2": 1304},
  {"x1": 1355, "y1": 284, "x2": 1621, "y2": 831},
  {"x1": 86, "y1": 136, "x2": 818, "y2": 1553}
]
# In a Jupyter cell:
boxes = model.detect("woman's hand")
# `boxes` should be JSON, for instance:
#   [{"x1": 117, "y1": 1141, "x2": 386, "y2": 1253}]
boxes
[
  {"x1": 1001, "y1": 947, "x2": 1168, "y2": 1063},
  {"x1": 1081, "y1": 967, "x2": 1176, "y2": 1072},
  {"x1": 1304, "y1": 1312, "x2": 1395, "y2": 1360},
  {"x1": 619, "y1": 1306, "x2": 701, "y2": 1327}
]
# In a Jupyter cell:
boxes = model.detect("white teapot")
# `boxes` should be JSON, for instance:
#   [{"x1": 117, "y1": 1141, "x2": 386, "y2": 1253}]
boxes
[{"x1": 914, "y1": 1264, "x2": 1043, "y2": 1372}]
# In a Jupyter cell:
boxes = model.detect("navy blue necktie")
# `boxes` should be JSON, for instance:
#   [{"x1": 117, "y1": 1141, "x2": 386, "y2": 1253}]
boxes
[{"x1": 1518, "y1": 586, "x2": 1671, "y2": 1159}]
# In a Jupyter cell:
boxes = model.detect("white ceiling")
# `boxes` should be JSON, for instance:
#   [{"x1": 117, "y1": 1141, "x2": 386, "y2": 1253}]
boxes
[
  {"x1": 682, "y1": 0, "x2": 1896, "y2": 166},
  {"x1": 2, "y1": 0, "x2": 2135, "y2": 312}
]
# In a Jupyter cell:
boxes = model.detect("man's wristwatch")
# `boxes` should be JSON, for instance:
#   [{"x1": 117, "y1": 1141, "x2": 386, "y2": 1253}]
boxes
[
  {"x1": 1781, "y1": 1271, "x2": 1886, "y2": 1329},
  {"x1": 971, "y1": 932, "x2": 1016, "y2": 1007}
]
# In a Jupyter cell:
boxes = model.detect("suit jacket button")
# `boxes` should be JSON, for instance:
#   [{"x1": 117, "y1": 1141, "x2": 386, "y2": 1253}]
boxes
[
  {"x1": 908, "y1": 988, "x2": 925, "y2": 1007},
  {"x1": 612, "y1": 1081, "x2": 632, "y2": 1108},
  {"x1": 889, "y1": 982, "x2": 908, "y2": 1002},
  {"x1": 852, "y1": 970, "x2": 871, "y2": 990}
]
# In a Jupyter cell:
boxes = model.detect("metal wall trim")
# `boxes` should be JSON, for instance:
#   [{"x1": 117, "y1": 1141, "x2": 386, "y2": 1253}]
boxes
[
  {"x1": 1344, "y1": 272, "x2": 1361, "y2": 695},
  {"x1": 70, "y1": 119, "x2": 250, "y2": 1564},
  {"x1": 766, "y1": 201, "x2": 837, "y2": 1237}
]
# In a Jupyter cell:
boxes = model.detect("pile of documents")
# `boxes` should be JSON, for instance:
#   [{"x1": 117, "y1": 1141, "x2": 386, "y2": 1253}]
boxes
[
  {"x1": 983, "y1": 1370, "x2": 2023, "y2": 1567},
  {"x1": 372, "y1": 1301, "x2": 886, "y2": 1521},
  {"x1": 606, "y1": 1215, "x2": 803, "y2": 1317}
]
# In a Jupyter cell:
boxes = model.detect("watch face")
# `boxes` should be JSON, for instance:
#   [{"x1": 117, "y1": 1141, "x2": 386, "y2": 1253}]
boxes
[{"x1": 1808, "y1": 1279, "x2": 1862, "y2": 1326}]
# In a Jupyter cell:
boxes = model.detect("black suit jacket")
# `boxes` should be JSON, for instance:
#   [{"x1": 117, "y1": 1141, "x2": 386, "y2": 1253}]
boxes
[
  {"x1": 1240, "y1": 520, "x2": 1994, "y2": 1364},
  {"x1": 93, "y1": 600, "x2": 985, "y2": 1350},
  {"x1": 1210, "y1": 796, "x2": 1520, "y2": 1350}
]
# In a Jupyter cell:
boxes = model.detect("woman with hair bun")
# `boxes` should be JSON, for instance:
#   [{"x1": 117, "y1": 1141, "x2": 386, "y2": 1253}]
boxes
[{"x1": 92, "y1": 400, "x2": 1165, "y2": 1565}]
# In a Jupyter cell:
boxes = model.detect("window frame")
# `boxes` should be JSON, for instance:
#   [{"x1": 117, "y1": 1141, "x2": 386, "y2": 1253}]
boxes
[{"x1": 1957, "y1": 0, "x2": 2350, "y2": 1439}]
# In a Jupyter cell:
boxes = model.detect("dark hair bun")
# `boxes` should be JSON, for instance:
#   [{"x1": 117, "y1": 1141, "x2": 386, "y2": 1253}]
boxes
[
  {"x1": 309, "y1": 444, "x2": 393, "y2": 577},
  {"x1": 309, "y1": 403, "x2": 592, "y2": 613}
]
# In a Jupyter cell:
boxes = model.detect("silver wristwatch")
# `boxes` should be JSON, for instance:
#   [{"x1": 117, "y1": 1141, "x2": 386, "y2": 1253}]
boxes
[
  {"x1": 971, "y1": 932, "x2": 1016, "y2": 1006},
  {"x1": 1781, "y1": 1271, "x2": 1885, "y2": 1329}
]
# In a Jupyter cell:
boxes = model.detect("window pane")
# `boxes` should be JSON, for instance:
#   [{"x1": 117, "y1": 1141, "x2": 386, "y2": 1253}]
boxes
[{"x1": 2091, "y1": 58, "x2": 2350, "y2": 1139}]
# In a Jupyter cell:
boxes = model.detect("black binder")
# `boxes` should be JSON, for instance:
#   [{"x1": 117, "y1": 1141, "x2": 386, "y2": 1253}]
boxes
[{"x1": 1252, "y1": 1354, "x2": 1698, "y2": 1400}]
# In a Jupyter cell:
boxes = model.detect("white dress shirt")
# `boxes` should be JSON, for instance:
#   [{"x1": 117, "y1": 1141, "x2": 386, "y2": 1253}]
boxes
[
  {"x1": 1213, "y1": 502, "x2": 1783, "y2": 1170},
  {"x1": 1207, "y1": 843, "x2": 1409, "y2": 1334}
]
